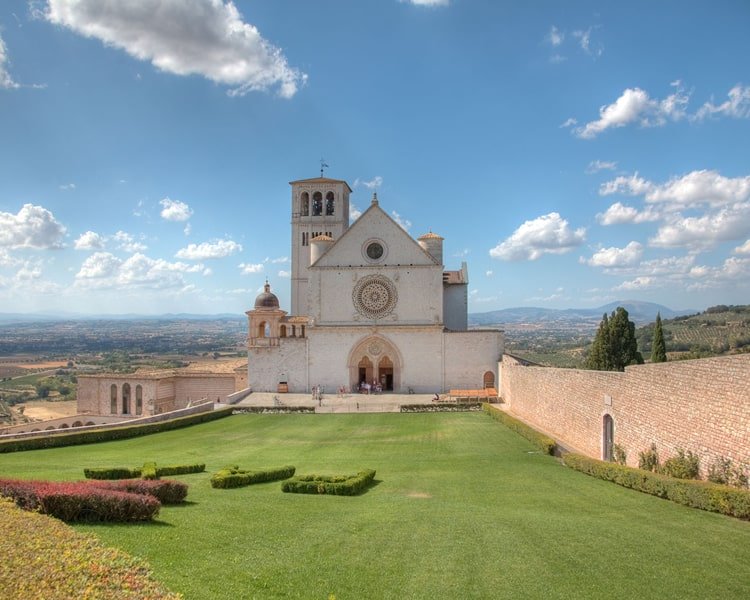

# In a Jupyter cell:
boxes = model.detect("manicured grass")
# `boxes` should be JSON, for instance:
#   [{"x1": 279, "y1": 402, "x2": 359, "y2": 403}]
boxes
[{"x1": 1, "y1": 413, "x2": 749, "y2": 599}]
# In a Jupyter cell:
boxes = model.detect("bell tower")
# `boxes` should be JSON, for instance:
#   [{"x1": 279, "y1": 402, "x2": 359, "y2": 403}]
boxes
[{"x1": 289, "y1": 175, "x2": 352, "y2": 316}]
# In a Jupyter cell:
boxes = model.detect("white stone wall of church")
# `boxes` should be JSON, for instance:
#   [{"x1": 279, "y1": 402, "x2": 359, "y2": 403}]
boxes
[
  {"x1": 311, "y1": 266, "x2": 444, "y2": 325},
  {"x1": 248, "y1": 339, "x2": 308, "y2": 392},
  {"x1": 443, "y1": 284, "x2": 468, "y2": 331},
  {"x1": 444, "y1": 331, "x2": 504, "y2": 389}
]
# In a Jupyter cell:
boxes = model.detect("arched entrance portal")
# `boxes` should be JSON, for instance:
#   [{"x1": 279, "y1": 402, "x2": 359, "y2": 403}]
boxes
[{"x1": 348, "y1": 336, "x2": 402, "y2": 392}]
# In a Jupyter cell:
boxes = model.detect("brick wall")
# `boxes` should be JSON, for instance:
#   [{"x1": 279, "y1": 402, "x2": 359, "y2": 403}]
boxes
[{"x1": 500, "y1": 354, "x2": 750, "y2": 474}]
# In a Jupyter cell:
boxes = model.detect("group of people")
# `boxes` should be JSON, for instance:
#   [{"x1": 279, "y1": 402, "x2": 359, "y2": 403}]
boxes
[{"x1": 358, "y1": 380, "x2": 383, "y2": 394}]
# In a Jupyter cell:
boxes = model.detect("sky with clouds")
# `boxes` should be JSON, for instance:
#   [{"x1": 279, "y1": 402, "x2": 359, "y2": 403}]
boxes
[{"x1": 1, "y1": 0, "x2": 749, "y2": 315}]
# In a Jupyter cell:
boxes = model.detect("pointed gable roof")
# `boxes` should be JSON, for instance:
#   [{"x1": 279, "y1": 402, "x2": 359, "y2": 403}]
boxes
[{"x1": 311, "y1": 198, "x2": 439, "y2": 268}]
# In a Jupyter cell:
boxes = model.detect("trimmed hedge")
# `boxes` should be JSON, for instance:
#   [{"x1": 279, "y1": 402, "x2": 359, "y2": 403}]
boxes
[
  {"x1": 232, "y1": 406, "x2": 315, "y2": 414},
  {"x1": 281, "y1": 469, "x2": 376, "y2": 496},
  {"x1": 0, "y1": 478, "x2": 160, "y2": 522},
  {"x1": 563, "y1": 453, "x2": 750, "y2": 520},
  {"x1": 84, "y1": 462, "x2": 205, "y2": 480},
  {"x1": 0, "y1": 406, "x2": 234, "y2": 453},
  {"x1": 482, "y1": 403, "x2": 556, "y2": 455},
  {"x1": 89, "y1": 479, "x2": 188, "y2": 504},
  {"x1": 0, "y1": 498, "x2": 179, "y2": 599},
  {"x1": 142, "y1": 461, "x2": 158, "y2": 480},
  {"x1": 210, "y1": 465, "x2": 296, "y2": 489},
  {"x1": 400, "y1": 403, "x2": 482, "y2": 413}
]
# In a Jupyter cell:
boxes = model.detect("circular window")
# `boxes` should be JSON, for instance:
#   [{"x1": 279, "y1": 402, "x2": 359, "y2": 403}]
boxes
[
  {"x1": 366, "y1": 242, "x2": 384, "y2": 260},
  {"x1": 353, "y1": 275, "x2": 398, "y2": 319}
]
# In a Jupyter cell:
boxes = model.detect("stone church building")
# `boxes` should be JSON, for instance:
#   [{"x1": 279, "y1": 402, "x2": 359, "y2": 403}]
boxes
[{"x1": 246, "y1": 176, "x2": 503, "y2": 394}]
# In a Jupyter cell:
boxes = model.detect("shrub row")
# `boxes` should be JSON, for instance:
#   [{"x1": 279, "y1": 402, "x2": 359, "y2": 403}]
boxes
[
  {"x1": 210, "y1": 465, "x2": 296, "y2": 489},
  {"x1": 84, "y1": 462, "x2": 206, "y2": 480},
  {"x1": 88, "y1": 479, "x2": 188, "y2": 504},
  {"x1": 482, "y1": 404, "x2": 556, "y2": 455},
  {"x1": 0, "y1": 406, "x2": 234, "y2": 453},
  {"x1": 562, "y1": 453, "x2": 750, "y2": 520},
  {"x1": 400, "y1": 403, "x2": 482, "y2": 413},
  {"x1": 232, "y1": 406, "x2": 315, "y2": 414},
  {"x1": 0, "y1": 478, "x2": 160, "y2": 522},
  {"x1": 0, "y1": 498, "x2": 179, "y2": 599},
  {"x1": 281, "y1": 469, "x2": 376, "y2": 496}
]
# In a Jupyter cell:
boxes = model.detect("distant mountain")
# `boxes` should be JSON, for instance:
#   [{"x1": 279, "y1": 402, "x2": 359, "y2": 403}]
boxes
[
  {"x1": 0, "y1": 312, "x2": 243, "y2": 324},
  {"x1": 469, "y1": 300, "x2": 697, "y2": 327}
]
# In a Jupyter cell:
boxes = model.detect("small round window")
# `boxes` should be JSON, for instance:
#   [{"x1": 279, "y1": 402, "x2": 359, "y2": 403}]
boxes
[{"x1": 366, "y1": 242, "x2": 384, "y2": 260}]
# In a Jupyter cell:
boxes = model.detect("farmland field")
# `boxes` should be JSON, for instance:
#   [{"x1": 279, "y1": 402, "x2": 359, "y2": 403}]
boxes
[{"x1": 0, "y1": 413, "x2": 748, "y2": 599}]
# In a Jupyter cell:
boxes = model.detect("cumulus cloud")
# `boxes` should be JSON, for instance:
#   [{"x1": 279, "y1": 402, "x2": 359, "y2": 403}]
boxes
[
  {"x1": 695, "y1": 84, "x2": 750, "y2": 120},
  {"x1": 59, "y1": 183, "x2": 76, "y2": 191},
  {"x1": 490, "y1": 213, "x2": 585, "y2": 261},
  {"x1": 74, "y1": 231, "x2": 105, "y2": 250},
  {"x1": 582, "y1": 242, "x2": 643, "y2": 268},
  {"x1": 0, "y1": 249, "x2": 21, "y2": 268},
  {"x1": 75, "y1": 252, "x2": 207, "y2": 289},
  {"x1": 596, "y1": 202, "x2": 660, "y2": 225},
  {"x1": 547, "y1": 26, "x2": 564, "y2": 46},
  {"x1": 159, "y1": 198, "x2": 193, "y2": 222},
  {"x1": 0, "y1": 204, "x2": 66, "y2": 249},
  {"x1": 239, "y1": 262, "x2": 264, "y2": 274},
  {"x1": 44, "y1": 0, "x2": 306, "y2": 98},
  {"x1": 361, "y1": 176, "x2": 383, "y2": 190},
  {"x1": 573, "y1": 84, "x2": 689, "y2": 139},
  {"x1": 0, "y1": 33, "x2": 20, "y2": 89},
  {"x1": 390, "y1": 210, "x2": 412, "y2": 232},
  {"x1": 175, "y1": 239, "x2": 242, "y2": 260},
  {"x1": 735, "y1": 240, "x2": 750, "y2": 255},
  {"x1": 350, "y1": 204, "x2": 362, "y2": 221},
  {"x1": 278, "y1": 270, "x2": 290, "y2": 278},
  {"x1": 650, "y1": 205, "x2": 750, "y2": 249},
  {"x1": 112, "y1": 231, "x2": 147, "y2": 253},
  {"x1": 614, "y1": 276, "x2": 657, "y2": 292}
]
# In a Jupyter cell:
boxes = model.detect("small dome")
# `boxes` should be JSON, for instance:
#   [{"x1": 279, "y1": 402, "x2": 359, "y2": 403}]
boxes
[
  {"x1": 311, "y1": 234, "x2": 333, "y2": 242},
  {"x1": 418, "y1": 230, "x2": 444, "y2": 240},
  {"x1": 254, "y1": 281, "x2": 279, "y2": 309}
]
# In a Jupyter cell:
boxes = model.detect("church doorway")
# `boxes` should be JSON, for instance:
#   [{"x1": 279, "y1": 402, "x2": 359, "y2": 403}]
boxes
[
  {"x1": 358, "y1": 356, "x2": 373, "y2": 387},
  {"x1": 483, "y1": 371, "x2": 495, "y2": 389},
  {"x1": 378, "y1": 356, "x2": 394, "y2": 391}
]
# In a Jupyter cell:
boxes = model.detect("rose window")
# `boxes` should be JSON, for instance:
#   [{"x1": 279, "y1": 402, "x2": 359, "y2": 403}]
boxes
[{"x1": 353, "y1": 275, "x2": 397, "y2": 319}]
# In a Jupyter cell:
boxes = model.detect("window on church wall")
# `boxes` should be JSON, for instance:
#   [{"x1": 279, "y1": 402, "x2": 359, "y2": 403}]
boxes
[
  {"x1": 326, "y1": 192, "x2": 335, "y2": 215},
  {"x1": 135, "y1": 385, "x2": 143, "y2": 415},
  {"x1": 110, "y1": 384, "x2": 117, "y2": 414},
  {"x1": 312, "y1": 192, "x2": 323, "y2": 216},
  {"x1": 122, "y1": 383, "x2": 131, "y2": 415},
  {"x1": 301, "y1": 192, "x2": 310, "y2": 216}
]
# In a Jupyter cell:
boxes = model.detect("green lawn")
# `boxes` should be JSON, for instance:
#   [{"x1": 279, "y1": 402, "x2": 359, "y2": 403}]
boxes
[{"x1": 1, "y1": 413, "x2": 749, "y2": 599}]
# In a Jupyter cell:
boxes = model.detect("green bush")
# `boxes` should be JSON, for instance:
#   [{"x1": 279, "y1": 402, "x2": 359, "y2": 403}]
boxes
[
  {"x1": 638, "y1": 443, "x2": 660, "y2": 472},
  {"x1": 482, "y1": 404, "x2": 556, "y2": 455},
  {"x1": 0, "y1": 407, "x2": 234, "y2": 453},
  {"x1": 562, "y1": 453, "x2": 750, "y2": 520},
  {"x1": 156, "y1": 463, "x2": 206, "y2": 477},
  {"x1": 231, "y1": 406, "x2": 315, "y2": 414},
  {"x1": 142, "y1": 461, "x2": 158, "y2": 480},
  {"x1": 281, "y1": 469, "x2": 376, "y2": 496},
  {"x1": 707, "y1": 456, "x2": 749, "y2": 489},
  {"x1": 83, "y1": 466, "x2": 142, "y2": 480},
  {"x1": 400, "y1": 403, "x2": 482, "y2": 413},
  {"x1": 210, "y1": 465, "x2": 296, "y2": 489},
  {"x1": 659, "y1": 448, "x2": 700, "y2": 480}
]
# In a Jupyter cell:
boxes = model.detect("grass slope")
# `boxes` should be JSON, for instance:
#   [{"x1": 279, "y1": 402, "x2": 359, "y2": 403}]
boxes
[{"x1": 1, "y1": 413, "x2": 749, "y2": 599}]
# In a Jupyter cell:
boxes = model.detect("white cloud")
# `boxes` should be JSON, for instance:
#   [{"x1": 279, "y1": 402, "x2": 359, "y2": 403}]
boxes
[
  {"x1": 183, "y1": 223, "x2": 192, "y2": 236},
  {"x1": 650, "y1": 204, "x2": 750, "y2": 249},
  {"x1": 485, "y1": 270, "x2": 493, "y2": 277},
  {"x1": 0, "y1": 33, "x2": 20, "y2": 89},
  {"x1": 75, "y1": 252, "x2": 206, "y2": 290},
  {"x1": 58, "y1": 183, "x2": 76, "y2": 191},
  {"x1": 175, "y1": 239, "x2": 242, "y2": 260},
  {"x1": 159, "y1": 198, "x2": 193, "y2": 222},
  {"x1": 44, "y1": 0, "x2": 306, "y2": 98},
  {"x1": 269, "y1": 256, "x2": 289, "y2": 264},
  {"x1": 695, "y1": 84, "x2": 750, "y2": 120},
  {"x1": 239, "y1": 262, "x2": 264, "y2": 274},
  {"x1": 560, "y1": 117, "x2": 577, "y2": 128},
  {"x1": 735, "y1": 240, "x2": 750, "y2": 255},
  {"x1": 278, "y1": 270, "x2": 290, "y2": 278},
  {"x1": 573, "y1": 85, "x2": 689, "y2": 139},
  {"x1": 684, "y1": 257, "x2": 750, "y2": 291},
  {"x1": 614, "y1": 276, "x2": 657, "y2": 291},
  {"x1": 14, "y1": 262, "x2": 42, "y2": 282},
  {"x1": 0, "y1": 204, "x2": 66, "y2": 249},
  {"x1": 547, "y1": 26, "x2": 564, "y2": 47},
  {"x1": 74, "y1": 231, "x2": 105, "y2": 250},
  {"x1": 354, "y1": 176, "x2": 383, "y2": 190},
  {"x1": 402, "y1": 0, "x2": 449, "y2": 6},
  {"x1": 113, "y1": 230, "x2": 147, "y2": 253},
  {"x1": 585, "y1": 160, "x2": 617, "y2": 174},
  {"x1": 490, "y1": 213, "x2": 585, "y2": 261},
  {"x1": 596, "y1": 202, "x2": 660, "y2": 225},
  {"x1": 390, "y1": 210, "x2": 412, "y2": 232},
  {"x1": 0, "y1": 249, "x2": 21, "y2": 268},
  {"x1": 603, "y1": 255, "x2": 696, "y2": 278},
  {"x1": 350, "y1": 204, "x2": 362, "y2": 221},
  {"x1": 582, "y1": 242, "x2": 643, "y2": 268}
]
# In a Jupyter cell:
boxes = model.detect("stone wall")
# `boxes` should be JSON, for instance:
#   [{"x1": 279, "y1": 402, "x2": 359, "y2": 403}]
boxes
[{"x1": 500, "y1": 354, "x2": 750, "y2": 474}]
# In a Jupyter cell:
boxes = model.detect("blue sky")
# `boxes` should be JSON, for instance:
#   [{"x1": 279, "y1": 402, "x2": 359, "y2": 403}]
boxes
[{"x1": 1, "y1": 0, "x2": 749, "y2": 315}]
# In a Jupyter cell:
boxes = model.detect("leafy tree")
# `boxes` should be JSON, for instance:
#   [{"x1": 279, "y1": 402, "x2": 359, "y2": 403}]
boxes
[
  {"x1": 586, "y1": 307, "x2": 644, "y2": 371},
  {"x1": 651, "y1": 312, "x2": 667, "y2": 363}
]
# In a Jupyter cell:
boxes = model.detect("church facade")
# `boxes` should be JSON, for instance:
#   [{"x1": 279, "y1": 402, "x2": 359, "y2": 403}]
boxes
[{"x1": 246, "y1": 176, "x2": 503, "y2": 394}]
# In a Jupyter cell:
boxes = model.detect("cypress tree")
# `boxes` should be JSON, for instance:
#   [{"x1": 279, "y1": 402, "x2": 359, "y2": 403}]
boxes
[
  {"x1": 586, "y1": 307, "x2": 644, "y2": 371},
  {"x1": 586, "y1": 313, "x2": 611, "y2": 370},
  {"x1": 651, "y1": 312, "x2": 667, "y2": 363}
]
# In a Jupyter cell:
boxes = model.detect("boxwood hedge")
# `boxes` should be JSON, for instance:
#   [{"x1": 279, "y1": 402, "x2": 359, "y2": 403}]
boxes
[
  {"x1": 210, "y1": 465, "x2": 296, "y2": 489},
  {"x1": 84, "y1": 462, "x2": 205, "y2": 480},
  {"x1": 281, "y1": 469, "x2": 376, "y2": 496},
  {"x1": 482, "y1": 403, "x2": 556, "y2": 455}
]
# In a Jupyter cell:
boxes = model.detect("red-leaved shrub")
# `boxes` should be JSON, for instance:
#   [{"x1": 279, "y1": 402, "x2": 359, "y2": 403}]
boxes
[{"x1": 88, "y1": 479, "x2": 188, "y2": 504}]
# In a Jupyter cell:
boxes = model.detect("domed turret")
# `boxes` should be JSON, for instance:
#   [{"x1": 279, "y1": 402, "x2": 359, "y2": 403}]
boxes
[
  {"x1": 254, "y1": 281, "x2": 279, "y2": 309},
  {"x1": 310, "y1": 233, "x2": 334, "y2": 265},
  {"x1": 418, "y1": 230, "x2": 444, "y2": 265}
]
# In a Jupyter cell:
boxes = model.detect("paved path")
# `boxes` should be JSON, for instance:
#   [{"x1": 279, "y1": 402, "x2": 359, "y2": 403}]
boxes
[{"x1": 234, "y1": 391, "x2": 439, "y2": 413}]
